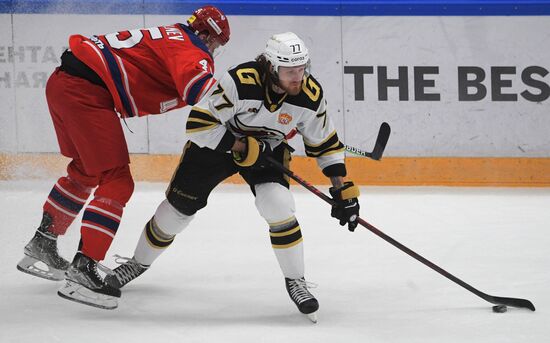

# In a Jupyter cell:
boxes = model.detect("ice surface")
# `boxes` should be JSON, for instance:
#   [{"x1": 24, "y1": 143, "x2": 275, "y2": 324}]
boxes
[{"x1": 1, "y1": 181, "x2": 548, "y2": 343}]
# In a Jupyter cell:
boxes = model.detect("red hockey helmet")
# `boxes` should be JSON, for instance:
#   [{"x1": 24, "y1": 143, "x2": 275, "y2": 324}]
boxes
[{"x1": 187, "y1": 5, "x2": 230, "y2": 46}]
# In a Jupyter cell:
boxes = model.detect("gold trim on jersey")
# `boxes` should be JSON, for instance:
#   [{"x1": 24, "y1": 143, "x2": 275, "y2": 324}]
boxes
[
  {"x1": 316, "y1": 110, "x2": 327, "y2": 128},
  {"x1": 212, "y1": 84, "x2": 234, "y2": 110},
  {"x1": 236, "y1": 68, "x2": 262, "y2": 86},
  {"x1": 230, "y1": 115, "x2": 287, "y2": 140},
  {"x1": 306, "y1": 142, "x2": 342, "y2": 157},
  {"x1": 212, "y1": 84, "x2": 224, "y2": 95},
  {"x1": 303, "y1": 130, "x2": 337, "y2": 147},
  {"x1": 188, "y1": 118, "x2": 218, "y2": 126},
  {"x1": 189, "y1": 106, "x2": 219, "y2": 120},
  {"x1": 302, "y1": 77, "x2": 321, "y2": 102},
  {"x1": 186, "y1": 107, "x2": 221, "y2": 133},
  {"x1": 304, "y1": 131, "x2": 345, "y2": 158},
  {"x1": 265, "y1": 87, "x2": 288, "y2": 112}
]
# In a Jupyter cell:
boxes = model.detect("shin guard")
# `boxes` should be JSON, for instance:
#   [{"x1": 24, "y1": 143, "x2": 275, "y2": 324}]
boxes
[
  {"x1": 270, "y1": 217, "x2": 305, "y2": 280},
  {"x1": 134, "y1": 199, "x2": 194, "y2": 265},
  {"x1": 133, "y1": 217, "x2": 175, "y2": 266}
]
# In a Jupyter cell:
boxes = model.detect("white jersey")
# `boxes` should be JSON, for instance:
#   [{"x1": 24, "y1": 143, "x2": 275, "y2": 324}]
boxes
[{"x1": 186, "y1": 61, "x2": 345, "y2": 174}]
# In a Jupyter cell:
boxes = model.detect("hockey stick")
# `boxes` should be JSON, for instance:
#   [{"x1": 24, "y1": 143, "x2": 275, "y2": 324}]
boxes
[
  {"x1": 265, "y1": 156, "x2": 536, "y2": 311},
  {"x1": 285, "y1": 122, "x2": 391, "y2": 161},
  {"x1": 344, "y1": 122, "x2": 391, "y2": 160}
]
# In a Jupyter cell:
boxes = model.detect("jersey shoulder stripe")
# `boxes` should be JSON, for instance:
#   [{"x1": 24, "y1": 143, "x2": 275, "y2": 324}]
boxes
[
  {"x1": 227, "y1": 61, "x2": 264, "y2": 101},
  {"x1": 286, "y1": 74, "x2": 324, "y2": 112},
  {"x1": 186, "y1": 73, "x2": 214, "y2": 105},
  {"x1": 304, "y1": 130, "x2": 344, "y2": 158},
  {"x1": 187, "y1": 106, "x2": 220, "y2": 132}
]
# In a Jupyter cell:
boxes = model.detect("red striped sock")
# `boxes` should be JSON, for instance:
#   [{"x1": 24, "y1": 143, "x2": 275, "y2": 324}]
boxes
[
  {"x1": 80, "y1": 198, "x2": 123, "y2": 261},
  {"x1": 43, "y1": 177, "x2": 92, "y2": 235}
]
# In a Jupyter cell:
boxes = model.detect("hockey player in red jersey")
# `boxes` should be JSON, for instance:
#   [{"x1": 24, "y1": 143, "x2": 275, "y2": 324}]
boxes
[
  {"x1": 16, "y1": 5, "x2": 230, "y2": 310},
  {"x1": 106, "y1": 32, "x2": 361, "y2": 322}
]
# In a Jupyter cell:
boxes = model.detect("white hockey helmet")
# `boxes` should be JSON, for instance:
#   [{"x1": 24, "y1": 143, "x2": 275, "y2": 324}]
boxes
[{"x1": 264, "y1": 32, "x2": 310, "y2": 78}]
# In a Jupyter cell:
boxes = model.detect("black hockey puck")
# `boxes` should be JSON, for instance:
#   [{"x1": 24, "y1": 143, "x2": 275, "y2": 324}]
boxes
[{"x1": 492, "y1": 305, "x2": 507, "y2": 313}]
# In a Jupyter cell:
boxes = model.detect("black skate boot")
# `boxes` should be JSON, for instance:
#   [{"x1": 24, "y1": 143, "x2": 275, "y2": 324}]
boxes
[
  {"x1": 285, "y1": 277, "x2": 319, "y2": 323},
  {"x1": 58, "y1": 252, "x2": 121, "y2": 310},
  {"x1": 17, "y1": 213, "x2": 70, "y2": 281},
  {"x1": 105, "y1": 255, "x2": 149, "y2": 289}
]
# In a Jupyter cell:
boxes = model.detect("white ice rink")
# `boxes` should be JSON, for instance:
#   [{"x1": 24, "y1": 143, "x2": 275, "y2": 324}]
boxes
[{"x1": 1, "y1": 180, "x2": 549, "y2": 343}]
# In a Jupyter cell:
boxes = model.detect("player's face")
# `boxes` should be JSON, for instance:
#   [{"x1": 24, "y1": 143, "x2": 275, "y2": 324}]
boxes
[
  {"x1": 278, "y1": 65, "x2": 306, "y2": 95},
  {"x1": 206, "y1": 38, "x2": 223, "y2": 55}
]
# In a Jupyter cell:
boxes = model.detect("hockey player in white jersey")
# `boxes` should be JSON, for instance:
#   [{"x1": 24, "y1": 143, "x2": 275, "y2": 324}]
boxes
[{"x1": 106, "y1": 32, "x2": 360, "y2": 322}]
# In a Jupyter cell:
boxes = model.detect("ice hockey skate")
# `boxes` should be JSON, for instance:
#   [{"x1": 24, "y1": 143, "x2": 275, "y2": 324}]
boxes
[
  {"x1": 285, "y1": 277, "x2": 319, "y2": 323},
  {"x1": 58, "y1": 252, "x2": 121, "y2": 310},
  {"x1": 17, "y1": 213, "x2": 70, "y2": 281},
  {"x1": 104, "y1": 255, "x2": 149, "y2": 289}
]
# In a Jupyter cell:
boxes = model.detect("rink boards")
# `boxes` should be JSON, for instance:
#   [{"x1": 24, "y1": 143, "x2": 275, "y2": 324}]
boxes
[
  {"x1": 0, "y1": 1, "x2": 549, "y2": 185},
  {"x1": 2, "y1": 153, "x2": 550, "y2": 187}
]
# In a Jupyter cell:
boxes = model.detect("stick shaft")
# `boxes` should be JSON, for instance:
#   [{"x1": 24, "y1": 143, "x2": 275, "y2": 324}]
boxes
[{"x1": 266, "y1": 156, "x2": 535, "y2": 311}]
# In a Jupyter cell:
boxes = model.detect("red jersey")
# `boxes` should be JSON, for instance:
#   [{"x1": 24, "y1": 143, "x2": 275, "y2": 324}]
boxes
[{"x1": 69, "y1": 24, "x2": 215, "y2": 118}]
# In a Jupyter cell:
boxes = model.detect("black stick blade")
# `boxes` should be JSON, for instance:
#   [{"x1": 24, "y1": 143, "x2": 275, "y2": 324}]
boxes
[
  {"x1": 370, "y1": 122, "x2": 391, "y2": 160},
  {"x1": 488, "y1": 295, "x2": 536, "y2": 311}
]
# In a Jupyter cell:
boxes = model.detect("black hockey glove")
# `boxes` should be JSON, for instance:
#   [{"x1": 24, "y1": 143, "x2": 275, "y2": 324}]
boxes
[
  {"x1": 232, "y1": 136, "x2": 273, "y2": 169},
  {"x1": 329, "y1": 181, "x2": 360, "y2": 232}
]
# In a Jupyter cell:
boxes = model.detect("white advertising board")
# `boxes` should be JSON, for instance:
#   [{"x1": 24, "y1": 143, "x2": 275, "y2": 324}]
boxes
[
  {"x1": 0, "y1": 14, "x2": 16, "y2": 152},
  {"x1": 342, "y1": 16, "x2": 550, "y2": 157},
  {"x1": 9, "y1": 14, "x2": 148, "y2": 153},
  {"x1": 1, "y1": 14, "x2": 548, "y2": 157}
]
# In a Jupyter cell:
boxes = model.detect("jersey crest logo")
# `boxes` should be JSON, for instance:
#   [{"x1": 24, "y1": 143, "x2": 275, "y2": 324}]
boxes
[{"x1": 278, "y1": 113, "x2": 292, "y2": 125}]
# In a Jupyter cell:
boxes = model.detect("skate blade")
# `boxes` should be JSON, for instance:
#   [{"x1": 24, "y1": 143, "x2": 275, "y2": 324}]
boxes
[
  {"x1": 17, "y1": 255, "x2": 65, "y2": 281},
  {"x1": 307, "y1": 312, "x2": 318, "y2": 323},
  {"x1": 58, "y1": 280, "x2": 118, "y2": 310}
]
